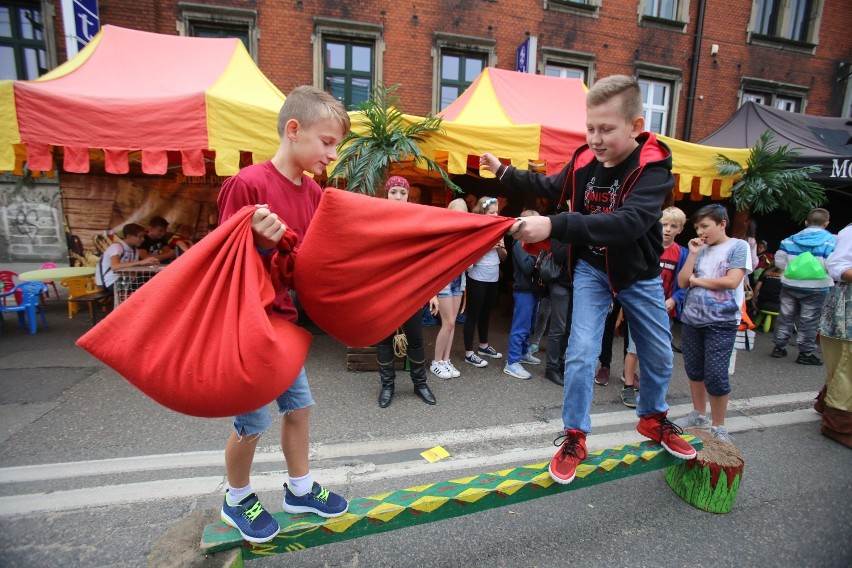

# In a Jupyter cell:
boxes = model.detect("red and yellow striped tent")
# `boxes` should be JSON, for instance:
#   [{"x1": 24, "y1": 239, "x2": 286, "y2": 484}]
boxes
[
  {"x1": 0, "y1": 25, "x2": 284, "y2": 177},
  {"x1": 417, "y1": 67, "x2": 750, "y2": 200}
]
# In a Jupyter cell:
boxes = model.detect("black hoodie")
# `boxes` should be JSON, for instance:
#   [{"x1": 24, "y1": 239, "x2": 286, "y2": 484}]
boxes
[{"x1": 498, "y1": 133, "x2": 674, "y2": 293}]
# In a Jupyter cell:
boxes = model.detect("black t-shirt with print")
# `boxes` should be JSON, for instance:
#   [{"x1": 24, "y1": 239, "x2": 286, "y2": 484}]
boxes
[
  {"x1": 141, "y1": 234, "x2": 170, "y2": 256},
  {"x1": 577, "y1": 149, "x2": 637, "y2": 272}
]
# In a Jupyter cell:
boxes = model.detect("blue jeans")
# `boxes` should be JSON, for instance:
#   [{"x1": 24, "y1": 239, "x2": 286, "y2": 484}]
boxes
[
  {"x1": 233, "y1": 367, "x2": 315, "y2": 437},
  {"x1": 563, "y1": 261, "x2": 672, "y2": 432},
  {"x1": 508, "y1": 291, "x2": 536, "y2": 363}
]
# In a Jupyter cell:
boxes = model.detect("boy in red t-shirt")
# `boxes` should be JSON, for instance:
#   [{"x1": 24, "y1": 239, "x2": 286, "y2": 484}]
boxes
[
  {"x1": 660, "y1": 206, "x2": 689, "y2": 326},
  {"x1": 216, "y1": 86, "x2": 351, "y2": 543}
]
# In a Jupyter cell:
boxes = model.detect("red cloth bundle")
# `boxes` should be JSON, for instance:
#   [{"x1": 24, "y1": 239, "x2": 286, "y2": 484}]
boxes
[
  {"x1": 293, "y1": 189, "x2": 516, "y2": 347},
  {"x1": 77, "y1": 206, "x2": 312, "y2": 418}
]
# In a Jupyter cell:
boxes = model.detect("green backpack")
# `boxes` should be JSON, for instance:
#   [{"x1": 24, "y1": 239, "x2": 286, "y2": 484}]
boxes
[{"x1": 784, "y1": 251, "x2": 827, "y2": 280}]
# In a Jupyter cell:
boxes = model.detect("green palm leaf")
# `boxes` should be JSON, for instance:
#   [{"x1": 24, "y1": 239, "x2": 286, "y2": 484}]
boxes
[
  {"x1": 329, "y1": 83, "x2": 461, "y2": 195},
  {"x1": 714, "y1": 129, "x2": 825, "y2": 223}
]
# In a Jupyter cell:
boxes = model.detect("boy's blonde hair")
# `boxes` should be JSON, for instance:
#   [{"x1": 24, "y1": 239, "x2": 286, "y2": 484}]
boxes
[
  {"x1": 661, "y1": 206, "x2": 686, "y2": 227},
  {"x1": 447, "y1": 198, "x2": 468, "y2": 212},
  {"x1": 277, "y1": 86, "x2": 351, "y2": 137},
  {"x1": 519, "y1": 209, "x2": 540, "y2": 217},
  {"x1": 587, "y1": 75, "x2": 642, "y2": 121}
]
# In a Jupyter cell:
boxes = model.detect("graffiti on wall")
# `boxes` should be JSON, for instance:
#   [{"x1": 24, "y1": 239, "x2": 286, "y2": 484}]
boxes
[{"x1": 0, "y1": 177, "x2": 67, "y2": 263}]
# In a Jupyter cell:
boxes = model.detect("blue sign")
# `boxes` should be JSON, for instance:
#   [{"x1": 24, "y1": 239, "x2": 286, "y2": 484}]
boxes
[
  {"x1": 515, "y1": 36, "x2": 537, "y2": 74},
  {"x1": 516, "y1": 38, "x2": 530, "y2": 73},
  {"x1": 73, "y1": 0, "x2": 100, "y2": 51}
]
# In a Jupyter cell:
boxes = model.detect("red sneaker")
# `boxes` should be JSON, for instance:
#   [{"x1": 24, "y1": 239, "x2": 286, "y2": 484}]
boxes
[
  {"x1": 549, "y1": 429, "x2": 588, "y2": 484},
  {"x1": 636, "y1": 412, "x2": 697, "y2": 460}
]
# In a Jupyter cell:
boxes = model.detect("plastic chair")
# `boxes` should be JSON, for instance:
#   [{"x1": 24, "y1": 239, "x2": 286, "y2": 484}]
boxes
[
  {"x1": 60, "y1": 276, "x2": 98, "y2": 319},
  {"x1": 0, "y1": 282, "x2": 48, "y2": 334},
  {"x1": 38, "y1": 262, "x2": 61, "y2": 299},
  {"x1": 0, "y1": 271, "x2": 21, "y2": 306},
  {"x1": 754, "y1": 310, "x2": 780, "y2": 333}
]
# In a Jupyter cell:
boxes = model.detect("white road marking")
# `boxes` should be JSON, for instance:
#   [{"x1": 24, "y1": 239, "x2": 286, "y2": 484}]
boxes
[
  {"x1": 0, "y1": 391, "x2": 815, "y2": 484},
  {"x1": 0, "y1": 406, "x2": 820, "y2": 517}
]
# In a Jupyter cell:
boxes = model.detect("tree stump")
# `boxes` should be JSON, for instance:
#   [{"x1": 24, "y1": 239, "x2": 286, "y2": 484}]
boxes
[{"x1": 665, "y1": 434, "x2": 744, "y2": 514}]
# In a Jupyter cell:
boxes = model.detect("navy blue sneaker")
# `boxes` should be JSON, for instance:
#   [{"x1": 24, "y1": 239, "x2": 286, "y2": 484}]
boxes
[
  {"x1": 282, "y1": 482, "x2": 348, "y2": 518},
  {"x1": 220, "y1": 491, "x2": 280, "y2": 543}
]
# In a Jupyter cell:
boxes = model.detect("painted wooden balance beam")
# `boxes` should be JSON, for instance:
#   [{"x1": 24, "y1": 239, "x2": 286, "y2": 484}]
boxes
[{"x1": 200, "y1": 435, "x2": 702, "y2": 561}]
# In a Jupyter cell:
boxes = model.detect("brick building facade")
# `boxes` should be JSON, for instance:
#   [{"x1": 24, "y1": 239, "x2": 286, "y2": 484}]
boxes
[
  {"x1": 4, "y1": 0, "x2": 851, "y2": 142},
  {"x1": 1, "y1": 0, "x2": 850, "y2": 258}
]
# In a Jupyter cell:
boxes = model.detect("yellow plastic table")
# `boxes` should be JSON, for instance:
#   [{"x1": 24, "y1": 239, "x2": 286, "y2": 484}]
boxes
[{"x1": 18, "y1": 267, "x2": 96, "y2": 282}]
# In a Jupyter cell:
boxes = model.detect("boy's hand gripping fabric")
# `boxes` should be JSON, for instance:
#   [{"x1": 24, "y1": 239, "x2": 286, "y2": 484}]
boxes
[{"x1": 77, "y1": 206, "x2": 312, "y2": 418}]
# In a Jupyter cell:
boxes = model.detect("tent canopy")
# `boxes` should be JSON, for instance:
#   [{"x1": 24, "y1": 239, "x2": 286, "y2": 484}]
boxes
[
  {"x1": 415, "y1": 67, "x2": 750, "y2": 198},
  {"x1": 0, "y1": 25, "x2": 285, "y2": 176},
  {"x1": 700, "y1": 101, "x2": 852, "y2": 188}
]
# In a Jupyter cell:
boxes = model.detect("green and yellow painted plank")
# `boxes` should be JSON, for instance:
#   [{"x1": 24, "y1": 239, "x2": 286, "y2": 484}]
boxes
[{"x1": 201, "y1": 436, "x2": 701, "y2": 561}]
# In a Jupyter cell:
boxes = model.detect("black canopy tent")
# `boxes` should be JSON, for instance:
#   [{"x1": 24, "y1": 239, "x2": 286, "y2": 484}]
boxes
[{"x1": 700, "y1": 101, "x2": 852, "y2": 190}]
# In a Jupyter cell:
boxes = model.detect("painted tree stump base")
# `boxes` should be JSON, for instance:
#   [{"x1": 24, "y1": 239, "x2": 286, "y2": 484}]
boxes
[
  {"x1": 200, "y1": 435, "x2": 701, "y2": 562},
  {"x1": 665, "y1": 431, "x2": 744, "y2": 514}
]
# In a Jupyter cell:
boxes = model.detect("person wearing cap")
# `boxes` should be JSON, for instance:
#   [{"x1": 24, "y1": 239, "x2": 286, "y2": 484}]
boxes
[{"x1": 374, "y1": 175, "x2": 439, "y2": 408}]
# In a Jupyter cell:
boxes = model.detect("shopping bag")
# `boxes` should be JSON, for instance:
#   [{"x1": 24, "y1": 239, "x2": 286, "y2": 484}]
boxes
[
  {"x1": 77, "y1": 206, "x2": 312, "y2": 418},
  {"x1": 292, "y1": 189, "x2": 516, "y2": 347}
]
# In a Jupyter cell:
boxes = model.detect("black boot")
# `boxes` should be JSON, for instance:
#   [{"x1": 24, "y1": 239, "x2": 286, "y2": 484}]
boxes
[
  {"x1": 376, "y1": 344, "x2": 396, "y2": 408},
  {"x1": 545, "y1": 366, "x2": 564, "y2": 386},
  {"x1": 408, "y1": 346, "x2": 436, "y2": 405}
]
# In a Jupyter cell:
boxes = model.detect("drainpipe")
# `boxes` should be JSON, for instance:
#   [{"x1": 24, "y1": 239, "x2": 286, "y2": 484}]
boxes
[{"x1": 684, "y1": 0, "x2": 707, "y2": 142}]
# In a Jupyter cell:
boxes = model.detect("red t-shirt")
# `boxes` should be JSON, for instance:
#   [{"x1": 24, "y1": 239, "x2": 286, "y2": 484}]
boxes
[
  {"x1": 217, "y1": 161, "x2": 323, "y2": 321},
  {"x1": 660, "y1": 241, "x2": 682, "y2": 303}
]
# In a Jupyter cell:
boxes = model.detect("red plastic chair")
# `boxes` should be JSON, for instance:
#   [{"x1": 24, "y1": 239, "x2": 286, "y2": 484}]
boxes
[
  {"x1": 0, "y1": 271, "x2": 22, "y2": 306},
  {"x1": 38, "y1": 262, "x2": 61, "y2": 299}
]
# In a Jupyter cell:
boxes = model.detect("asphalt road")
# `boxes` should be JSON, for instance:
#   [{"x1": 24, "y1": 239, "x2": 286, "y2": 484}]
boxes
[{"x1": 0, "y1": 272, "x2": 849, "y2": 567}]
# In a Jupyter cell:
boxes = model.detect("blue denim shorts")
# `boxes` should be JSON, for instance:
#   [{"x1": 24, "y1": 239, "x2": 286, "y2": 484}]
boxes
[
  {"x1": 232, "y1": 367, "x2": 315, "y2": 437},
  {"x1": 438, "y1": 274, "x2": 465, "y2": 298}
]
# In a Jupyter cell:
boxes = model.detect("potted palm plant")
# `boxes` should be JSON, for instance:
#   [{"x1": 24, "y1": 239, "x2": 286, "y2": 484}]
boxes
[
  {"x1": 329, "y1": 83, "x2": 461, "y2": 195},
  {"x1": 715, "y1": 129, "x2": 826, "y2": 237}
]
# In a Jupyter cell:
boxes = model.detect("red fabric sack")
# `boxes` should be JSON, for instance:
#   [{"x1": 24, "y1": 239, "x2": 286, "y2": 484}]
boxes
[
  {"x1": 77, "y1": 205, "x2": 312, "y2": 418},
  {"x1": 292, "y1": 189, "x2": 516, "y2": 347}
]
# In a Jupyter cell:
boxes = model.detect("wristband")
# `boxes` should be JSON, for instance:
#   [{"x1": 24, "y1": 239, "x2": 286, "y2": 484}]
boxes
[{"x1": 256, "y1": 246, "x2": 275, "y2": 256}]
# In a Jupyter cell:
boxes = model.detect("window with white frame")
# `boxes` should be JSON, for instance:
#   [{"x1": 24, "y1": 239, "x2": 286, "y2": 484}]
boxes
[
  {"x1": 638, "y1": 0, "x2": 689, "y2": 30},
  {"x1": 750, "y1": 0, "x2": 823, "y2": 45},
  {"x1": 539, "y1": 47, "x2": 595, "y2": 85},
  {"x1": 635, "y1": 62, "x2": 681, "y2": 136},
  {"x1": 741, "y1": 78, "x2": 807, "y2": 113},
  {"x1": 645, "y1": 0, "x2": 678, "y2": 20},
  {"x1": 544, "y1": 0, "x2": 600, "y2": 16},
  {"x1": 1, "y1": 0, "x2": 49, "y2": 80},
  {"x1": 639, "y1": 79, "x2": 671, "y2": 135},
  {"x1": 432, "y1": 33, "x2": 495, "y2": 113},
  {"x1": 313, "y1": 18, "x2": 383, "y2": 111},
  {"x1": 178, "y1": 3, "x2": 258, "y2": 59}
]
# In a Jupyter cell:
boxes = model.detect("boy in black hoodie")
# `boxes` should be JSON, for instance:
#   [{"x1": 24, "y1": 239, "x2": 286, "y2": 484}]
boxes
[{"x1": 481, "y1": 75, "x2": 696, "y2": 485}]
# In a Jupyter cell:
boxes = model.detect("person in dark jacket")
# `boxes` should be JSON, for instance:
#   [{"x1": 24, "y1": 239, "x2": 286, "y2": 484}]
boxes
[
  {"x1": 542, "y1": 237, "x2": 572, "y2": 387},
  {"x1": 481, "y1": 75, "x2": 696, "y2": 486},
  {"x1": 504, "y1": 210, "x2": 544, "y2": 380}
]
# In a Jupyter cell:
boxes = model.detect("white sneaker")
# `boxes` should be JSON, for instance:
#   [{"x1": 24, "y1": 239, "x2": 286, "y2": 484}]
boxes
[
  {"x1": 520, "y1": 352, "x2": 541, "y2": 365},
  {"x1": 503, "y1": 362, "x2": 532, "y2": 379},
  {"x1": 430, "y1": 360, "x2": 452, "y2": 379},
  {"x1": 673, "y1": 411, "x2": 711, "y2": 429},
  {"x1": 711, "y1": 425, "x2": 736, "y2": 445},
  {"x1": 443, "y1": 360, "x2": 461, "y2": 378}
]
